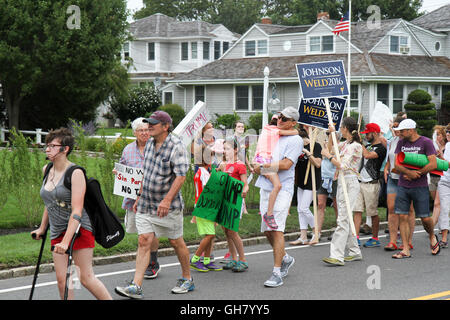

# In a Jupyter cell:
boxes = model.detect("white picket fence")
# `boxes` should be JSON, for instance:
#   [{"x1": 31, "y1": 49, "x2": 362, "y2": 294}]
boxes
[{"x1": 0, "y1": 127, "x2": 135, "y2": 145}]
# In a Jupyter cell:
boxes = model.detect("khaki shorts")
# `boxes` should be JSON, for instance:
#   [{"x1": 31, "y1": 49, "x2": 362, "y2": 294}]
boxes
[
  {"x1": 135, "y1": 209, "x2": 184, "y2": 239},
  {"x1": 124, "y1": 209, "x2": 138, "y2": 233},
  {"x1": 353, "y1": 181, "x2": 380, "y2": 216}
]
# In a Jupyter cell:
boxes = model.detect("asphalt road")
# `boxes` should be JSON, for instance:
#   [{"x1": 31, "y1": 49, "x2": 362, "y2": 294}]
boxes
[{"x1": 1, "y1": 226, "x2": 450, "y2": 305}]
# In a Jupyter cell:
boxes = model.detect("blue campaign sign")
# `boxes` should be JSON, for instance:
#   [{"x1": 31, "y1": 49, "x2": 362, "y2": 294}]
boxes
[
  {"x1": 298, "y1": 97, "x2": 347, "y2": 131},
  {"x1": 296, "y1": 60, "x2": 349, "y2": 99}
]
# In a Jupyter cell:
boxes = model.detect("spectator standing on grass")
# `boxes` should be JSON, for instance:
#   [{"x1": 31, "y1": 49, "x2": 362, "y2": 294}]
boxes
[
  {"x1": 253, "y1": 107, "x2": 303, "y2": 287},
  {"x1": 115, "y1": 111, "x2": 193, "y2": 299},
  {"x1": 322, "y1": 117, "x2": 363, "y2": 266},
  {"x1": 353, "y1": 123, "x2": 386, "y2": 248},
  {"x1": 115, "y1": 117, "x2": 160, "y2": 279},
  {"x1": 383, "y1": 117, "x2": 415, "y2": 251},
  {"x1": 392, "y1": 119, "x2": 440, "y2": 259},
  {"x1": 32, "y1": 128, "x2": 112, "y2": 300}
]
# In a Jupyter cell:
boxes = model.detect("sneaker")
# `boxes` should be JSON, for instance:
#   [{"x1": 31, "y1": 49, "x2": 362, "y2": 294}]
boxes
[
  {"x1": 205, "y1": 262, "x2": 223, "y2": 271},
  {"x1": 262, "y1": 213, "x2": 278, "y2": 230},
  {"x1": 220, "y1": 252, "x2": 231, "y2": 264},
  {"x1": 144, "y1": 261, "x2": 160, "y2": 279},
  {"x1": 114, "y1": 281, "x2": 143, "y2": 299},
  {"x1": 223, "y1": 260, "x2": 237, "y2": 270},
  {"x1": 357, "y1": 238, "x2": 361, "y2": 246},
  {"x1": 200, "y1": 253, "x2": 215, "y2": 262},
  {"x1": 280, "y1": 255, "x2": 295, "y2": 278},
  {"x1": 322, "y1": 257, "x2": 345, "y2": 266},
  {"x1": 264, "y1": 272, "x2": 283, "y2": 288},
  {"x1": 364, "y1": 238, "x2": 381, "y2": 248},
  {"x1": 190, "y1": 260, "x2": 209, "y2": 272},
  {"x1": 231, "y1": 261, "x2": 248, "y2": 272},
  {"x1": 171, "y1": 278, "x2": 195, "y2": 294},
  {"x1": 344, "y1": 254, "x2": 363, "y2": 262}
]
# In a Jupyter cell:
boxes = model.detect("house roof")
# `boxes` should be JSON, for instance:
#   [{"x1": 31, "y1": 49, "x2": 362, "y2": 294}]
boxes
[
  {"x1": 412, "y1": 4, "x2": 450, "y2": 31},
  {"x1": 129, "y1": 13, "x2": 238, "y2": 39},
  {"x1": 168, "y1": 53, "x2": 450, "y2": 83}
]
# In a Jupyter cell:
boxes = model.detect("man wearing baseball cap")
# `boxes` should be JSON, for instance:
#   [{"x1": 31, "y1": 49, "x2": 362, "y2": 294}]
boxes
[
  {"x1": 392, "y1": 119, "x2": 440, "y2": 258},
  {"x1": 254, "y1": 106, "x2": 303, "y2": 287},
  {"x1": 353, "y1": 123, "x2": 386, "y2": 249},
  {"x1": 115, "y1": 110, "x2": 195, "y2": 298}
]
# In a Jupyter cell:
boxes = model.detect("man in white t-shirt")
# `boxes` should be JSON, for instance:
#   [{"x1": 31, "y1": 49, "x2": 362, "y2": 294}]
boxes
[{"x1": 254, "y1": 107, "x2": 303, "y2": 288}]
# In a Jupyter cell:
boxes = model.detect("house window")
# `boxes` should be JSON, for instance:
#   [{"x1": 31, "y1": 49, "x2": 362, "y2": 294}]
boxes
[
  {"x1": 235, "y1": 85, "x2": 264, "y2": 110},
  {"x1": 164, "y1": 92, "x2": 173, "y2": 105},
  {"x1": 181, "y1": 42, "x2": 189, "y2": 61},
  {"x1": 245, "y1": 40, "x2": 268, "y2": 57},
  {"x1": 350, "y1": 84, "x2": 359, "y2": 109},
  {"x1": 236, "y1": 86, "x2": 249, "y2": 110},
  {"x1": 435, "y1": 41, "x2": 441, "y2": 52},
  {"x1": 309, "y1": 36, "x2": 333, "y2": 53},
  {"x1": 203, "y1": 42, "x2": 210, "y2": 60},
  {"x1": 214, "y1": 41, "x2": 221, "y2": 60},
  {"x1": 148, "y1": 42, "x2": 155, "y2": 61},
  {"x1": 245, "y1": 41, "x2": 256, "y2": 56},
  {"x1": 223, "y1": 42, "x2": 229, "y2": 54},
  {"x1": 257, "y1": 40, "x2": 268, "y2": 55},
  {"x1": 377, "y1": 84, "x2": 389, "y2": 106},
  {"x1": 191, "y1": 42, "x2": 197, "y2": 59},
  {"x1": 195, "y1": 86, "x2": 205, "y2": 103},
  {"x1": 252, "y1": 85, "x2": 263, "y2": 110},
  {"x1": 393, "y1": 84, "x2": 404, "y2": 113},
  {"x1": 123, "y1": 42, "x2": 130, "y2": 59},
  {"x1": 390, "y1": 35, "x2": 409, "y2": 53}
]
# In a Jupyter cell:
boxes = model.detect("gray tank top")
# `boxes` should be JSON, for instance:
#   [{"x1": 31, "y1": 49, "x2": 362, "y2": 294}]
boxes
[{"x1": 40, "y1": 164, "x2": 92, "y2": 239}]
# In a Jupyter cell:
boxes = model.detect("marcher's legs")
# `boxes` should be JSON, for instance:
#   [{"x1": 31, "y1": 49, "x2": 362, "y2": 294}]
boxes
[
  {"x1": 264, "y1": 173, "x2": 282, "y2": 216},
  {"x1": 297, "y1": 187, "x2": 315, "y2": 240},
  {"x1": 134, "y1": 232, "x2": 155, "y2": 286},
  {"x1": 170, "y1": 236, "x2": 192, "y2": 279}
]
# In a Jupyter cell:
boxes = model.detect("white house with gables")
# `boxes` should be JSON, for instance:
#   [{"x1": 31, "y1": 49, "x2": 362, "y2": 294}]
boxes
[
  {"x1": 163, "y1": 5, "x2": 450, "y2": 125},
  {"x1": 122, "y1": 13, "x2": 240, "y2": 99}
]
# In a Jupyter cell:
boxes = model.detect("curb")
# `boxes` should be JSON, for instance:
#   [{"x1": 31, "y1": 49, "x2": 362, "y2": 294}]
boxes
[{"x1": 0, "y1": 220, "x2": 414, "y2": 280}]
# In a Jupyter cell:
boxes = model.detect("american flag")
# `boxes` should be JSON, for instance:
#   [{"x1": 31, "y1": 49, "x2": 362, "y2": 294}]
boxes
[{"x1": 333, "y1": 12, "x2": 350, "y2": 35}]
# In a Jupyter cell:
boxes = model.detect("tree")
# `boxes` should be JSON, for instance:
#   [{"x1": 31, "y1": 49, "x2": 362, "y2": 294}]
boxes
[
  {"x1": 110, "y1": 84, "x2": 161, "y2": 124},
  {"x1": 0, "y1": 0, "x2": 129, "y2": 129}
]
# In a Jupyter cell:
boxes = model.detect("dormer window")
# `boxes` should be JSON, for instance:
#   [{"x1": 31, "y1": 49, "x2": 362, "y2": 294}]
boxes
[
  {"x1": 308, "y1": 36, "x2": 334, "y2": 53},
  {"x1": 390, "y1": 35, "x2": 409, "y2": 54},
  {"x1": 245, "y1": 40, "x2": 268, "y2": 57}
]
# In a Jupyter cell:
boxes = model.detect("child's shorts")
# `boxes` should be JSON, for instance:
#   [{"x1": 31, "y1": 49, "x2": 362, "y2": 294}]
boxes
[{"x1": 196, "y1": 216, "x2": 216, "y2": 236}]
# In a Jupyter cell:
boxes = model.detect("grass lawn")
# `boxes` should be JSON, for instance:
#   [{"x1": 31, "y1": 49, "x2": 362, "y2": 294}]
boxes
[{"x1": 0, "y1": 207, "x2": 387, "y2": 270}]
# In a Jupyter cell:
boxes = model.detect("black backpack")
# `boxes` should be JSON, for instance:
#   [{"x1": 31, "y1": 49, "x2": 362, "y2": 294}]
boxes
[{"x1": 43, "y1": 163, "x2": 125, "y2": 248}]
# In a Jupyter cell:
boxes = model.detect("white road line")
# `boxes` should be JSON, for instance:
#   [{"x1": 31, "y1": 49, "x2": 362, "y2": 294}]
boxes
[{"x1": 0, "y1": 229, "x2": 428, "y2": 295}]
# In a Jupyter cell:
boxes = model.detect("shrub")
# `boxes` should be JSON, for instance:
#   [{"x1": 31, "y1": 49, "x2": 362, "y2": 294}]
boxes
[
  {"x1": 404, "y1": 89, "x2": 436, "y2": 137},
  {"x1": 214, "y1": 112, "x2": 240, "y2": 129},
  {"x1": 156, "y1": 104, "x2": 186, "y2": 127}
]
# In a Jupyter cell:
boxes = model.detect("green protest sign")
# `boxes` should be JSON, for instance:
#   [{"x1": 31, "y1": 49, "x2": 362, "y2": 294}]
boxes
[{"x1": 192, "y1": 169, "x2": 244, "y2": 232}]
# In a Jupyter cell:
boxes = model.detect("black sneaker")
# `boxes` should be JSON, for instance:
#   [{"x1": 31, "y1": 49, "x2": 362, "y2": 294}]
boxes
[{"x1": 144, "y1": 261, "x2": 160, "y2": 279}]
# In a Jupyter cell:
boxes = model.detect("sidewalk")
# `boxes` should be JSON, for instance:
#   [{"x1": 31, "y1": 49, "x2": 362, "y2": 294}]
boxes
[{"x1": 0, "y1": 221, "x2": 400, "y2": 280}]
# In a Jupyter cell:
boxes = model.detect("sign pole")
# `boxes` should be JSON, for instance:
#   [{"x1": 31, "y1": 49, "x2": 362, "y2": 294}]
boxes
[
  {"x1": 324, "y1": 98, "x2": 356, "y2": 236},
  {"x1": 308, "y1": 126, "x2": 319, "y2": 244}
]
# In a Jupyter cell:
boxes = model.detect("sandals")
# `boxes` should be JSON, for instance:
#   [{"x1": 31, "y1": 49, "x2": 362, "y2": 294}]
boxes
[
  {"x1": 399, "y1": 243, "x2": 414, "y2": 250},
  {"x1": 232, "y1": 261, "x2": 248, "y2": 272},
  {"x1": 392, "y1": 251, "x2": 411, "y2": 259},
  {"x1": 289, "y1": 237, "x2": 308, "y2": 246},
  {"x1": 384, "y1": 242, "x2": 398, "y2": 251},
  {"x1": 431, "y1": 234, "x2": 441, "y2": 256}
]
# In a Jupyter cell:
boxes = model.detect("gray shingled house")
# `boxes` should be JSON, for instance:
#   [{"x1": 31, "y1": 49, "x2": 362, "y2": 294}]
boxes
[{"x1": 163, "y1": 5, "x2": 450, "y2": 125}]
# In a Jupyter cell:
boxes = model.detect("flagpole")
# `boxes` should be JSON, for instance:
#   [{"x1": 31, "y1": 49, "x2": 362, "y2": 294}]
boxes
[{"x1": 347, "y1": 0, "x2": 352, "y2": 117}]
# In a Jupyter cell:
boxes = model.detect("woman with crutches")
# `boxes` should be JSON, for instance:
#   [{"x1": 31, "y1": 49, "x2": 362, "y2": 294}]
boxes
[{"x1": 31, "y1": 128, "x2": 111, "y2": 300}]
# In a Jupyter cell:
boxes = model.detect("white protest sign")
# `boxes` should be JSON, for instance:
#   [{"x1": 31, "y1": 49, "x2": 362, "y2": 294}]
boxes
[
  {"x1": 173, "y1": 100, "x2": 210, "y2": 147},
  {"x1": 370, "y1": 101, "x2": 393, "y2": 134},
  {"x1": 113, "y1": 163, "x2": 143, "y2": 200}
]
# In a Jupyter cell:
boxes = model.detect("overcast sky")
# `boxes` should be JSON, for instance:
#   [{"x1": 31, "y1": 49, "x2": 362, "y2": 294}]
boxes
[{"x1": 126, "y1": 0, "x2": 450, "y2": 18}]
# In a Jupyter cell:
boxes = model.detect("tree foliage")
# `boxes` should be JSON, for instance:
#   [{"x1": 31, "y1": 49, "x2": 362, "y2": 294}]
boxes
[
  {"x1": 135, "y1": 0, "x2": 424, "y2": 33},
  {"x1": 0, "y1": 0, "x2": 130, "y2": 129}
]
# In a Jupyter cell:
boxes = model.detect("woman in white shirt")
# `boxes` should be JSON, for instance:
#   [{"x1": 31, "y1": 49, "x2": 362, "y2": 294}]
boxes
[{"x1": 436, "y1": 124, "x2": 450, "y2": 248}]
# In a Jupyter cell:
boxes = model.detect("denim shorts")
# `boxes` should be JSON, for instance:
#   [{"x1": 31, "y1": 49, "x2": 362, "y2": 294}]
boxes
[
  {"x1": 394, "y1": 186, "x2": 430, "y2": 218},
  {"x1": 386, "y1": 177, "x2": 398, "y2": 195}
]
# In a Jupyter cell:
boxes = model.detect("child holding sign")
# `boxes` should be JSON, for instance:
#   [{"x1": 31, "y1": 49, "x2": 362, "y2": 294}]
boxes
[
  {"x1": 219, "y1": 137, "x2": 249, "y2": 272},
  {"x1": 254, "y1": 114, "x2": 299, "y2": 230},
  {"x1": 190, "y1": 145, "x2": 223, "y2": 272}
]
